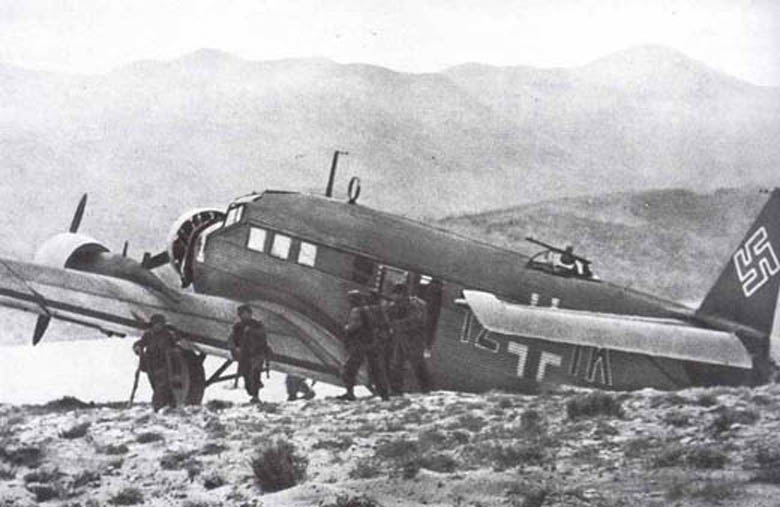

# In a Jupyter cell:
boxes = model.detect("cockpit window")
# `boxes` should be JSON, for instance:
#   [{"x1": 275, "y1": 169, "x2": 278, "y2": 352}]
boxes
[
  {"x1": 247, "y1": 227, "x2": 268, "y2": 253},
  {"x1": 271, "y1": 233, "x2": 292, "y2": 259},
  {"x1": 224, "y1": 205, "x2": 245, "y2": 227}
]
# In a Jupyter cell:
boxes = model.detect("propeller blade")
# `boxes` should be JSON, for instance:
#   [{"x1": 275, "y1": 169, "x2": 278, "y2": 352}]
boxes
[
  {"x1": 122, "y1": 241, "x2": 129, "y2": 257},
  {"x1": 69, "y1": 194, "x2": 88, "y2": 233},
  {"x1": 32, "y1": 315, "x2": 51, "y2": 346},
  {"x1": 142, "y1": 251, "x2": 170, "y2": 270}
]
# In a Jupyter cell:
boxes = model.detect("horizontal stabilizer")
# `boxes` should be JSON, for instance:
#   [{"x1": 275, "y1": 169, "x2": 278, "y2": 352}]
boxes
[{"x1": 462, "y1": 290, "x2": 753, "y2": 369}]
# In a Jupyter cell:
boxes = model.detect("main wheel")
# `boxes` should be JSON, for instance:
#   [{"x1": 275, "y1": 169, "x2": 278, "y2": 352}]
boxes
[{"x1": 169, "y1": 349, "x2": 206, "y2": 406}]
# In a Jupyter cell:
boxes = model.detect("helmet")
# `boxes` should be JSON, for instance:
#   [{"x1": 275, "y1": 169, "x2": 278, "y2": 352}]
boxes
[
  {"x1": 150, "y1": 313, "x2": 166, "y2": 325},
  {"x1": 237, "y1": 304, "x2": 252, "y2": 315}
]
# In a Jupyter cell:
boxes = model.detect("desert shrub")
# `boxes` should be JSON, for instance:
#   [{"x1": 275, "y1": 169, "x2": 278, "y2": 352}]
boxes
[
  {"x1": 566, "y1": 392, "x2": 624, "y2": 419},
  {"x1": 204, "y1": 418, "x2": 227, "y2": 437},
  {"x1": 520, "y1": 409, "x2": 546, "y2": 435},
  {"x1": 348, "y1": 457, "x2": 382, "y2": 479},
  {"x1": 418, "y1": 452, "x2": 458, "y2": 473},
  {"x1": 418, "y1": 428, "x2": 447, "y2": 449},
  {"x1": 312, "y1": 437, "x2": 354, "y2": 452},
  {"x1": 663, "y1": 410, "x2": 690, "y2": 427},
  {"x1": 322, "y1": 493, "x2": 382, "y2": 507},
  {"x1": 200, "y1": 442, "x2": 228, "y2": 455},
  {"x1": 667, "y1": 478, "x2": 743, "y2": 502},
  {"x1": 100, "y1": 444, "x2": 129, "y2": 455},
  {"x1": 686, "y1": 446, "x2": 728, "y2": 469},
  {"x1": 623, "y1": 437, "x2": 659, "y2": 459},
  {"x1": 71, "y1": 469, "x2": 101, "y2": 489},
  {"x1": 109, "y1": 487, "x2": 144, "y2": 505},
  {"x1": 381, "y1": 420, "x2": 406, "y2": 432},
  {"x1": 467, "y1": 442, "x2": 547, "y2": 471},
  {"x1": 374, "y1": 438, "x2": 418, "y2": 461},
  {"x1": 205, "y1": 399, "x2": 233, "y2": 411},
  {"x1": 160, "y1": 450, "x2": 196, "y2": 470},
  {"x1": 649, "y1": 393, "x2": 688, "y2": 408},
  {"x1": 203, "y1": 471, "x2": 226, "y2": 490},
  {"x1": 256, "y1": 401, "x2": 279, "y2": 414},
  {"x1": 250, "y1": 438, "x2": 308, "y2": 492},
  {"x1": 25, "y1": 483, "x2": 61, "y2": 502},
  {"x1": 651, "y1": 443, "x2": 686, "y2": 468},
  {"x1": 710, "y1": 407, "x2": 760, "y2": 433},
  {"x1": 0, "y1": 464, "x2": 15, "y2": 480},
  {"x1": 448, "y1": 413, "x2": 487, "y2": 433},
  {"x1": 752, "y1": 446, "x2": 780, "y2": 484},
  {"x1": 60, "y1": 421, "x2": 91, "y2": 439},
  {"x1": 23, "y1": 466, "x2": 61, "y2": 483},
  {"x1": 0, "y1": 443, "x2": 43, "y2": 468},
  {"x1": 520, "y1": 487, "x2": 549, "y2": 507},
  {"x1": 697, "y1": 394, "x2": 718, "y2": 407},
  {"x1": 136, "y1": 431, "x2": 164, "y2": 444}
]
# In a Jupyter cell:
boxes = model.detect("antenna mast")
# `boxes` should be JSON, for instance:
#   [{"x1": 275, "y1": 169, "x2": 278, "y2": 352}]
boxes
[{"x1": 325, "y1": 150, "x2": 349, "y2": 197}]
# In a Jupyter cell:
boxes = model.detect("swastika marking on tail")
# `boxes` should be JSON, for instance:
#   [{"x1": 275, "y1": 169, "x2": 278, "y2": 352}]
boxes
[{"x1": 733, "y1": 226, "x2": 780, "y2": 297}]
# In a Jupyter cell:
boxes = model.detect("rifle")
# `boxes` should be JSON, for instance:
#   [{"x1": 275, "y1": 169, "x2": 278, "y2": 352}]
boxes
[{"x1": 127, "y1": 360, "x2": 142, "y2": 408}]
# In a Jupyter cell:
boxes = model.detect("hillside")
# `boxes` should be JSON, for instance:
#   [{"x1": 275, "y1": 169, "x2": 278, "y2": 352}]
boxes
[
  {"x1": 0, "y1": 46, "x2": 778, "y2": 263},
  {"x1": 440, "y1": 186, "x2": 766, "y2": 302},
  {"x1": 2, "y1": 386, "x2": 780, "y2": 506}
]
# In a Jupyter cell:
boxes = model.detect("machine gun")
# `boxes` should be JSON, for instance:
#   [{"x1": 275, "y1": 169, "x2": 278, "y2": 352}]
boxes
[{"x1": 525, "y1": 237, "x2": 594, "y2": 278}]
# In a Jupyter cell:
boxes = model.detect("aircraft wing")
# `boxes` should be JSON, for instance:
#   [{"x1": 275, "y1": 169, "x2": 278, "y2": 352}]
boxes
[
  {"x1": 0, "y1": 258, "x2": 347, "y2": 386},
  {"x1": 461, "y1": 290, "x2": 753, "y2": 369}
]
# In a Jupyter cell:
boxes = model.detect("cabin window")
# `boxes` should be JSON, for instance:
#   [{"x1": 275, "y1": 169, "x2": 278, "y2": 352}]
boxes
[
  {"x1": 224, "y1": 205, "x2": 245, "y2": 227},
  {"x1": 247, "y1": 227, "x2": 268, "y2": 252},
  {"x1": 271, "y1": 233, "x2": 292, "y2": 259},
  {"x1": 298, "y1": 242, "x2": 317, "y2": 267}
]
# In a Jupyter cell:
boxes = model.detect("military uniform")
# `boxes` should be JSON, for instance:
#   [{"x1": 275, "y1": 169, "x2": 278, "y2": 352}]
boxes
[
  {"x1": 340, "y1": 295, "x2": 390, "y2": 401},
  {"x1": 387, "y1": 295, "x2": 432, "y2": 393},
  {"x1": 229, "y1": 316, "x2": 270, "y2": 401},
  {"x1": 133, "y1": 325, "x2": 177, "y2": 411}
]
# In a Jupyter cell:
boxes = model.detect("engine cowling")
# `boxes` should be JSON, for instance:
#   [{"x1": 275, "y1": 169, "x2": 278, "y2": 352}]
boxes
[
  {"x1": 166, "y1": 209, "x2": 225, "y2": 287},
  {"x1": 34, "y1": 232, "x2": 177, "y2": 298}
]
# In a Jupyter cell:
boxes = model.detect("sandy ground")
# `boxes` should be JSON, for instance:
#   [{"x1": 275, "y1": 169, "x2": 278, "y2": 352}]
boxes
[
  {"x1": 2, "y1": 382, "x2": 780, "y2": 506},
  {"x1": 3, "y1": 341, "x2": 780, "y2": 506}
]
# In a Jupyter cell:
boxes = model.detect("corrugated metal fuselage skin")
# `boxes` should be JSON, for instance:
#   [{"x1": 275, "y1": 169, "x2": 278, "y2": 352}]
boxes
[{"x1": 192, "y1": 192, "x2": 749, "y2": 393}]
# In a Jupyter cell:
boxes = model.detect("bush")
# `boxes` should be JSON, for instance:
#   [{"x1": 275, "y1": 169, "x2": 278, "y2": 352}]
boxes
[
  {"x1": 109, "y1": 487, "x2": 144, "y2": 505},
  {"x1": 566, "y1": 392, "x2": 624, "y2": 419},
  {"x1": 203, "y1": 471, "x2": 225, "y2": 490},
  {"x1": 697, "y1": 394, "x2": 718, "y2": 407},
  {"x1": 100, "y1": 444, "x2": 129, "y2": 455},
  {"x1": 136, "y1": 432, "x2": 164, "y2": 444},
  {"x1": 418, "y1": 452, "x2": 458, "y2": 473},
  {"x1": 651, "y1": 443, "x2": 686, "y2": 468},
  {"x1": 23, "y1": 466, "x2": 61, "y2": 483},
  {"x1": 348, "y1": 457, "x2": 381, "y2": 479},
  {"x1": 43, "y1": 396, "x2": 93, "y2": 412},
  {"x1": 322, "y1": 494, "x2": 382, "y2": 507},
  {"x1": 467, "y1": 442, "x2": 547, "y2": 471},
  {"x1": 160, "y1": 450, "x2": 196, "y2": 470},
  {"x1": 71, "y1": 469, "x2": 101, "y2": 489},
  {"x1": 448, "y1": 414, "x2": 487, "y2": 433},
  {"x1": 663, "y1": 411, "x2": 690, "y2": 427},
  {"x1": 686, "y1": 446, "x2": 728, "y2": 469},
  {"x1": 250, "y1": 438, "x2": 308, "y2": 492},
  {"x1": 753, "y1": 446, "x2": 780, "y2": 484},
  {"x1": 199, "y1": 442, "x2": 228, "y2": 456},
  {"x1": 374, "y1": 438, "x2": 418, "y2": 461},
  {"x1": 312, "y1": 437, "x2": 354, "y2": 452},
  {"x1": 60, "y1": 422, "x2": 90, "y2": 439},
  {"x1": 0, "y1": 443, "x2": 43, "y2": 468},
  {"x1": 0, "y1": 464, "x2": 15, "y2": 480},
  {"x1": 205, "y1": 399, "x2": 233, "y2": 411},
  {"x1": 710, "y1": 407, "x2": 760, "y2": 433},
  {"x1": 25, "y1": 483, "x2": 61, "y2": 502},
  {"x1": 520, "y1": 409, "x2": 546, "y2": 435}
]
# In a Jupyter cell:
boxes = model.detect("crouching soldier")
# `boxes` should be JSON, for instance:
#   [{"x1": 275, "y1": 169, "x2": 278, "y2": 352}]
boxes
[
  {"x1": 338, "y1": 290, "x2": 390, "y2": 401},
  {"x1": 387, "y1": 283, "x2": 432, "y2": 394},
  {"x1": 133, "y1": 313, "x2": 177, "y2": 412},
  {"x1": 230, "y1": 304, "x2": 271, "y2": 403}
]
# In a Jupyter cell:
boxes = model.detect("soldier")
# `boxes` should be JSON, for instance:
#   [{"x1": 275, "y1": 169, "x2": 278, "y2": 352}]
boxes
[
  {"x1": 132, "y1": 313, "x2": 177, "y2": 412},
  {"x1": 337, "y1": 289, "x2": 390, "y2": 401},
  {"x1": 387, "y1": 282, "x2": 432, "y2": 394},
  {"x1": 229, "y1": 304, "x2": 271, "y2": 403},
  {"x1": 285, "y1": 374, "x2": 316, "y2": 401}
]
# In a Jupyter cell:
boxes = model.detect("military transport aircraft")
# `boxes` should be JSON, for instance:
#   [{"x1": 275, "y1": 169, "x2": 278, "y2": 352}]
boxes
[{"x1": 0, "y1": 167, "x2": 778, "y2": 404}]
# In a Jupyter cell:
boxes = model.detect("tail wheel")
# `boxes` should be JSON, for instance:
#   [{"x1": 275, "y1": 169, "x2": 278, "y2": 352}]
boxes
[{"x1": 169, "y1": 349, "x2": 206, "y2": 406}]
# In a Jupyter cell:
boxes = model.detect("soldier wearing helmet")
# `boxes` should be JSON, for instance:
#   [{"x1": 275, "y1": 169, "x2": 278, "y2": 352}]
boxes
[
  {"x1": 133, "y1": 313, "x2": 178, "y2": 411},
  {"x1": 229, "y1": 304, "x2": 271, "y2": 403},
  {"x1": 386, "y1": 282, "x2": 432, "y2": 393}
]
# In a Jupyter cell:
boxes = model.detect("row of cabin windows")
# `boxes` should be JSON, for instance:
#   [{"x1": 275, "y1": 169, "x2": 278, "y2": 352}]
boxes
[{"x1": 247, "y1": 226, "x2": 317, "y2": 267}]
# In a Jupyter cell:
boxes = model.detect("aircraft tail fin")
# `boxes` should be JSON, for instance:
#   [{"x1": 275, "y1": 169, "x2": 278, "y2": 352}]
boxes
[{"x1": 696, "y1": 189, "x2": 780, "y2": 363}]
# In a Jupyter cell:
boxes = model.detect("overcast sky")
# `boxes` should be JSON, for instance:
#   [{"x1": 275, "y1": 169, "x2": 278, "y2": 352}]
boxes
[{"x1": 0, "y1": 0, "x2": 777, "y2": 86}]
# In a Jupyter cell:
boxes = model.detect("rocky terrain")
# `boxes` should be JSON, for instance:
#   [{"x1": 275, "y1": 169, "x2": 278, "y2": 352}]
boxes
[{"x1": 3, "y1": 384, "x2": 780, "y2": 506}]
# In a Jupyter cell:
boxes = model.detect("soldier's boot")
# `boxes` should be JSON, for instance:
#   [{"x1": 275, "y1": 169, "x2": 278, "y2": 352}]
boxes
[{"x1": 336, "y1": 387, "x2": 356, "y2": 401}]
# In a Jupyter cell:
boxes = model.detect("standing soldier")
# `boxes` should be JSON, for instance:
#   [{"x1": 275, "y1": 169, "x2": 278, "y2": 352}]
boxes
[
  {"x1": 133, "y1": 314, "x2": 177, "y2": 412},
  {"x1": 229, "y1": 304, "x2": 271, "y2": 403},
  {"x1": 338, "y1": 290, "x2": 390, "y2": 401},
  {"x1": 387, "y1": 283, "x2": 432, "y2": 394}
]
